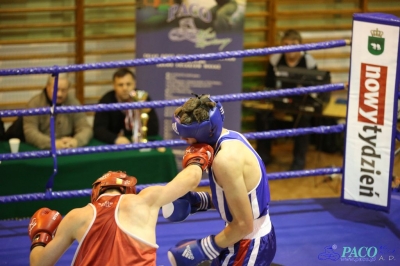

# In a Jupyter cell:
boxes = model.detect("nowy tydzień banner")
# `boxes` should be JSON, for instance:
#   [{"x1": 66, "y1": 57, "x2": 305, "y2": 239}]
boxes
[{"x1": 342, "y1": 13, "x2": 400, "y2": 212}]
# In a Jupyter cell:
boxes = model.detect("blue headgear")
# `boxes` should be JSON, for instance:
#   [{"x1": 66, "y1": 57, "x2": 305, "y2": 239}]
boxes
[{"x1": 172, "y1": 96, "x2": 225, "y2": 146}]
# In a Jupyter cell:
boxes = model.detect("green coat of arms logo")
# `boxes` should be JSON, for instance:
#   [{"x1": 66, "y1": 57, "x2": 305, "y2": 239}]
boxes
[{"x1": 368, "y1": 28, "x2": 385, "y2": 56}]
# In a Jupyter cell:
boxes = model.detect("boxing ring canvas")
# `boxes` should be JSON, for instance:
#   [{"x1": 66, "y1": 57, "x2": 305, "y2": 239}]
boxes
[{"x1": 1, "y1": 194, "x2": 400, "y2": 265}]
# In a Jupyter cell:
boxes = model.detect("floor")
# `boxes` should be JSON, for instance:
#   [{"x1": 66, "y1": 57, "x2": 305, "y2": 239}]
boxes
[{"x1": 2, "y1": 195, "x2": 400, "y2": 266}]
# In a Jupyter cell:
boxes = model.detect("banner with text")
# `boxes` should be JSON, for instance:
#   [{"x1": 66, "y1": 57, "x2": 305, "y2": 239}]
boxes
[
  {"x1": 136, "y1": 1, "x2": 246, "y2": 147},
  {"x1": 342, "y1": 13, "x2": 400, "y2": 212}
]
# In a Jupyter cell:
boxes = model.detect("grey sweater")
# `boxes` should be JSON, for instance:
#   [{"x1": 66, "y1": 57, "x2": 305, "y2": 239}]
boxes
[{"x1": 23, "y1": 90, "x2": 93, "y2": 149}]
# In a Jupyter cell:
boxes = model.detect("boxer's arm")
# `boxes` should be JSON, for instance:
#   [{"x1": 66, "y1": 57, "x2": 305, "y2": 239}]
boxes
[
  {"x1": 140, "y1": 144, "x2": 214, "y2": 208},
  {"x1": 139, "y1": 164, "x2": 203, "y2": 209},
  {"x1": 30, "y1": 209, "x2": 79, "y2": 266}
]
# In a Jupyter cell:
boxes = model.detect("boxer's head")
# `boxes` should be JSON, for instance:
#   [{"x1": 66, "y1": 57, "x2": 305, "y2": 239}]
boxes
[
  {"x1": 172, "y1": 94, "x2": 225, "y2": 146},
  {"x1": 91, "y1": 171, "x2": 137, "y2": 203}
]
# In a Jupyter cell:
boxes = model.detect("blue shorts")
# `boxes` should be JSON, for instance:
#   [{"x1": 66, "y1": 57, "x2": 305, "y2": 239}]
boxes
[{"x1": 211, "y1": 225, "x2": 276, "y2": 266}]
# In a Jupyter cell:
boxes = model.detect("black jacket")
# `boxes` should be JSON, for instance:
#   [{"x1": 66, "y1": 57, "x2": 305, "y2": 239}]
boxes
[
  {"x1": 265, "y1": 53, "x2": 317, "y2": 89},
  {"x1": 93, "y1": 90, "x2": 159, "y2": 144}
]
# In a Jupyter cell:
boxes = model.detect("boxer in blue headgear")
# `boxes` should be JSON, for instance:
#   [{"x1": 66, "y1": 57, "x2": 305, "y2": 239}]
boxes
[
  {"x1": 166, "y1": 93, "x2": 276, "y2": 266},
  {"x1": 172, "y1": 94, "x2": 224, "y2": 146}
]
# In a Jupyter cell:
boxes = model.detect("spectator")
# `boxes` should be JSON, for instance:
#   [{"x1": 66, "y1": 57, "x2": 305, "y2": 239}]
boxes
[
  {"x1": 255, "y1": 29, "x2": 317, "y2": 171},
  {"x1": 93, "y1": 68, "x2": 159, "y2": 145},
  {"x1": 23, "y1": 74, "x2": 92, "y2": 150}
]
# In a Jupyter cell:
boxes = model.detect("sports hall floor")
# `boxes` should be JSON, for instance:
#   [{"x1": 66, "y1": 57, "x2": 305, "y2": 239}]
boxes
[{"x1": 1, "y1": 140, "x2": 400, "y2": 266}]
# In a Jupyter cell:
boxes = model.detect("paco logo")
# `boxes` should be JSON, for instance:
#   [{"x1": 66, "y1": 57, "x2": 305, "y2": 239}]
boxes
[
  {"x1": 342, "y1": 246, "x2": 377, "y2": 258},
  {"x1": 318, "y1": 244, "x2": 396, "y2": 262},
  {"x1": 358, "y1": 63, "x2": 387, "y2": 125}
]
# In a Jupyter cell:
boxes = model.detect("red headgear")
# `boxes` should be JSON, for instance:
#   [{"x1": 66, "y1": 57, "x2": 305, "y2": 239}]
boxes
[{"x1": 91, "y1": 171, "x2": 137, "y2": 203}]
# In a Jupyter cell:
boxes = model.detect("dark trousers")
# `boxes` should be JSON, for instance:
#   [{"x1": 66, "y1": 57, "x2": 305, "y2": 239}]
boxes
[{"x1": 255, "y1": 110, "x2": 311, "y2": 170}]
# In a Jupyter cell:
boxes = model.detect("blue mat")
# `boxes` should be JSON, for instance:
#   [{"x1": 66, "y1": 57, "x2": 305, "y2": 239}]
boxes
[{"x1": 1, "y1": 195, "x2": 399, "y2": 266}]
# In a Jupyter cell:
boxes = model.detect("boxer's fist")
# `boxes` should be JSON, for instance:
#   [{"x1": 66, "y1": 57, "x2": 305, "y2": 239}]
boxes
[
  {"x1": 28, "y1": 207, "x2": 62, "y2": 251},
  {"x1": 162, "y1": 191, "x2": 211, "y2": 222},
  {"x1": 181, "y1": 191, "x2": 211, "y2": 214},
  {"x1": 168, "y1": 235, "x2": 222, "y2": 266},
  {"x1": 162, "y1": 199, "x2": 191, "y2": 222},
  {"x1": 182, "y1": 144, "x2": 214, "y2": 171}
]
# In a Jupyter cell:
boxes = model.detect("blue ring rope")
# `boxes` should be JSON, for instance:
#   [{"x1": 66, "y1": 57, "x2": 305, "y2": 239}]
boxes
[
  {"x1": 0, "y1": 168, "x2": 343, "y2": 204},
  {"x1": 0, "y1": 124, "x2": 345, "y2": 162},
  {"x1": 0, "y1": 40, "x2": 349, "y2": 204},
  {"x1": 0, "y1": 40, "x2": 347, "y2": 76},
  {"x1": 0, "y1": 83, "x2": 345, "y2": 118}
]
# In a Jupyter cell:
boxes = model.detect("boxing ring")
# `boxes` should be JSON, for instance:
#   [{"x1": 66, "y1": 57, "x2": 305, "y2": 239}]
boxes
[{"x1": 1, "y1": 13, "x2": 400, "y2": 266}]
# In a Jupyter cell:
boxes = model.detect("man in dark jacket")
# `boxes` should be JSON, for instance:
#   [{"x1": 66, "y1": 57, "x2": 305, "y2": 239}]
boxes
[
  {"x1": 93, "y1": 68, "x2": 159, "y2": 145},
  {"x1": 255, "y1": 29, "x2": 318, "y2": 171}
]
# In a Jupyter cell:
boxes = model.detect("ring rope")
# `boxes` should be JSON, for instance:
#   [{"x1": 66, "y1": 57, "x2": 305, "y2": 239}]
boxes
[
  {"x1": 0, "y1": 124, "x2": 344, "y2": 162},
  {"x1": 0, "y1": 40, "x2": 348, "y2": 76},
  {"x1": 0, "y1": 40, "x2": 350, "y2": 204},
  {"x1": 0, "y1": 167, "x2": 343, "y2": 204},
  {"x1": 0, "y1": 80, "x2": 345, "y2": 118}
]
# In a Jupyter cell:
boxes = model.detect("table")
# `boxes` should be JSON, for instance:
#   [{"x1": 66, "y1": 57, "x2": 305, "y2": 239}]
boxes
[
  {"x1": 243, "y1": 90, "x2": 348, "y2": 119},
  {"x1": 0, "y1": 138, "x2": 178, "y2": 219}
]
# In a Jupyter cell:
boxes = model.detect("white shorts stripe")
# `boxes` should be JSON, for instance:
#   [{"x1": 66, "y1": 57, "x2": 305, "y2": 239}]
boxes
[{"x1": 248, "y1": 237, "x2": 261, "y2": 266}]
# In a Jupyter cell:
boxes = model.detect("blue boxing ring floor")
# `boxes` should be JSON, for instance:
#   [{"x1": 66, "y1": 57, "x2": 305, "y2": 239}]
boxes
[{"x1": 1, "y1": 194, "x2": 400, "y2": 266}]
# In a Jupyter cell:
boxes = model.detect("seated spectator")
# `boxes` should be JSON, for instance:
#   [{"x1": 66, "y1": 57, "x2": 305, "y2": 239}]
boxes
[
  {"x1": 23, "y1": 74, "x2": 93, "y2": 150},
  {"x1": 255, "y1": 29, "x2": 317, "y2": 171},
  {"x1": 94, "y1": 68, "x2": 159, "y2": 145}
]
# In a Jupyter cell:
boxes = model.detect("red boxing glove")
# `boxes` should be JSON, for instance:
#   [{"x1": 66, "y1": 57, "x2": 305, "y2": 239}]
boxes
[
  {"x1": 28, "y1": 207, "x2": 62, "y2": 251},
  {"x1": 182, "y1": 144, "x2": 214, "y2": 171}
]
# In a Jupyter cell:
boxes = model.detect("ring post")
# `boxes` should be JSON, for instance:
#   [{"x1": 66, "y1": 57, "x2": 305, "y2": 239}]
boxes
[{"x1": 341, "y1": 13, "x2": 400, "y2": 212}]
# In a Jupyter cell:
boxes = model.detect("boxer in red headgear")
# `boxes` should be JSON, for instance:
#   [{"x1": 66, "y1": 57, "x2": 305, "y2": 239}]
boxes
[
  {"x1": 28, "y1": 145, "x2": 214, "y2": 266},
  {"x1": 90, "y1": 171, "x2": 137, "y2": 203}
]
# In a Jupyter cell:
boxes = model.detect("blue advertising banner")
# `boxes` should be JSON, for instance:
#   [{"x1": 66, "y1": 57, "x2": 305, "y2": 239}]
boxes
[{"x1": 135, "y1": 1, "x2": 246, "y2": 147}]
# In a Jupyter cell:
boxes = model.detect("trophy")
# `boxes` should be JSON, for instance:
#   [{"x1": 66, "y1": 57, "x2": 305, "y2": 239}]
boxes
[
  {"x1": 140, "y1": 112, "x2": 149, "y2": 143},
  {"x1": 130, "y1": 89, "x2": 150, "y2": 144},
  {"x1": 131, "y1": 89, "x2": 150, "y2": 113}
]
